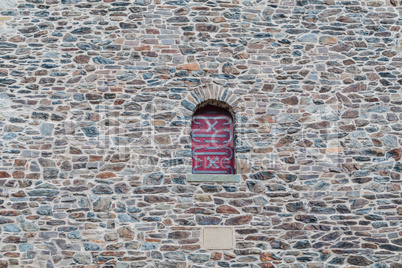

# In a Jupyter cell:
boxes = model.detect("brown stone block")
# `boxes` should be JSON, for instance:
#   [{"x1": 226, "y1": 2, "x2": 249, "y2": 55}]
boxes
[
  {"x1": 69, "y1": 212, "x2": 85, "y2": 219},
  {"x1": 117, "y1": 226, "x2": 134, "y2": 239},
  {"x1": 25, "y1": 173, "x2": 39, "y2": 180},
  {"x1": 245, "y1": 236, "x2": 272, "y2": 242},
  {"x1": 100, "y1": 251, "x2": 124, "y2": 257},
  {"x1": 142, "y1": 51, "x2": 158, "y2": 57},
  {"x1": 146, "y1": 29, "x2": 160, "y2": 34},
  {"x1": 96, "y1": 172, "x2": 116, "y2": 179},
  {"x1": 4, "y1": 253, "x2": 19, "y2": 258},
  {"x1": 22, "y1": 77, "x2": 36, "y2": 83},
  {"x1": 0, "y1": 211, "x2": 19, "y2": 217},
  {"x1": 327, "y1": 147, "x2": 342, "y2": 153},
  {"x1": 114, "y1": 99, "x2": 125, "y2": 105},
  {"x1": 211, "y1": 252, "x2": 222, "y2": 260},
  {"x1": 10, "y1": 36, "x2": 25, "y2": 42},
  {"x1": 144, "y1": 195, "x2": 174, "y2": 203},
  {"x1": 339, "y1": 124, "x2": 356, "y2": 132},
  {"x1": 178, "y1": 238, "x2": 199, "y2": 245},
  {"x1": 342, "y1": 82, "x2": 367, "y2": 93},
  {"x1": 0, "y1": 172, "x2": 11, "y2": 178},
  {"x1": 185, "y1": 207, "x2": 213, "y2": 214},
  {"x1": 237, "y1": 65, "x2": 248, "y2": 70},
  {"x1": 181, "y1": 245, "x2": 200, "y2": 250},
  {"x1": 397, "y1": 207, "x2": 402, "y2": 215},
  {"x1": 222, "y1": 63, "x2": 239, "y2": 75},
  {"x1": 319, "y1": 36, "x2": 338, "y2": 45},
  {"x1": 120, "y1": 256, "x2": 146, "y2": 262},
  {"x1": 104, "y1": 233, "x2": 118, "y2": 242},
  {"x1": 177, "y1": 62, "x2": 200, "y2": 71},
  {"x1": 260, "y1": 252, "x2": 278, "y2": 261},
  {"x1": 224, "y1": 252, "x2": 235, "y2": 260},
  {"x1": 342, "y1": 110, "x2": 359, "y2": 119},
  {"x1": 261, "y1": 264, "x2": 274, "y2": 268},
  {"x1": 217, "y1": 205, "x2": 240, "y2": 214},
  {"x1": 225, "y1": 214, "x2": 252, "y2": 225},
  {"x1": 168, "y1": 231, "x2": 190, "y2": 240},
  {"x1": 74, "y1": 55, "x2": 90, "y2": 64},
  {"x1": 109, "y1": 154, "x2": 130, "y2": 163},
  {"x1": 152, "y1": 120, "x2": 165, "y2": 127},
  {"x1": 276, "y1": 136, "x2": 294, "y2": 147},
  {"x1": 154, "y1": 135, "x2": 171, "y2": 144},
  {"x1": 11, "y1": 191, "x2": 26, "y2": 198},
  {"x1": 12, "y1": 171, "x2": 24, "y2": 179},
  {"x1": 211, "y1": 17, "x2": 226, "y2": 23},
  {"x1": 160, "y1": 245, "x2": 180, "y2": 251},
  {"x1": 281, "y1": 96, "x2": 298, "y2": 105},
  {"x1": 134, "y1": 45, "x2": 151, "y2": 51},
  {"x1": 69, "y1": 146, "x2": 82, "y2": 154},
  {"x1": 0, "y1": 260, "x2": 7, "y2": 268},
  {"x1": 307, "y1": 121, "x2": 330, "y2": 129},
  {"x1": 3, "y1": 236, "x2": 27, "y2": 243},
  {"x1": 279, "y1": 222, "x2": 304, "y2": 230},
  {"x1": 89, "y1": 155, "x2": 103, "y2": 162}
]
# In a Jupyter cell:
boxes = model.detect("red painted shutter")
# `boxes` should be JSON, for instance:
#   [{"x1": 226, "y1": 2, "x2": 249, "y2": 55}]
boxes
[{"x1": 191, "y1": 105, "x2": 235, "y2": 174}]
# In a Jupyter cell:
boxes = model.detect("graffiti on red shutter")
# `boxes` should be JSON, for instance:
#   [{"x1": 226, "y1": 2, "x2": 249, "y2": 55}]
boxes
[{"x1": 191, "y1": 105, "x2": 235, "y2": 174}]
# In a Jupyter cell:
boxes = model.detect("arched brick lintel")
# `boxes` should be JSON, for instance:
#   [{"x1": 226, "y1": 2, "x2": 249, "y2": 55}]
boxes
[{"x1": 180, "y1": 84, "x2": 240, "y2": 118}]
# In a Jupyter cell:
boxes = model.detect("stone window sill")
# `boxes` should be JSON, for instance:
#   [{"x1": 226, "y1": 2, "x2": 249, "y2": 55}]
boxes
[{"x1": 187, "y1": 174, "x2": 240, "y2": 183}]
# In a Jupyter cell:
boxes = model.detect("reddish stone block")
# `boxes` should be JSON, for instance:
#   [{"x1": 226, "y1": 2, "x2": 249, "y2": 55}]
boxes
[
  {"x1": 134, "y1": 45, "x2": 151, "y2": 51},
  {"x1": 160, "y1": 245, "x2": 180, "y2": 251},
  {"x1": 177, "y1": 63, "x2": 200, "y2": 71},
  {"x1": 217, "y1": 205, "x2": 240, "y2": 214},
  {"x1": 211, "y1": 252, "x2": 222, "y2": 260},
  {"x1": 96, "y1": 172, "x2": 116, "y2": 178},
  {"x1": 12, "y1": 171, "x2": 24, "y2": 179},
  {"x1": 74, "y1": 55, "x2": 90, "y2": 64},
  {"x1": 225, "y1": 215, "x2": 252, "y2": 225},
  {"x1": 0, "y1": 172, "x2": 11, "y2": 178}
]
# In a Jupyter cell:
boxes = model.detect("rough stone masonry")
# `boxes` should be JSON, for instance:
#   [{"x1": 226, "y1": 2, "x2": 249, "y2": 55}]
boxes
[{"x1": 0, "y1": 0, "x2": 401, "y2": 267}]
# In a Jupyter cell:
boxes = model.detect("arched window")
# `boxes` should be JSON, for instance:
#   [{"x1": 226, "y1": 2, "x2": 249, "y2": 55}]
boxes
[{"x1": 191, "y1": 105, "x2": 235, "y2": 174}]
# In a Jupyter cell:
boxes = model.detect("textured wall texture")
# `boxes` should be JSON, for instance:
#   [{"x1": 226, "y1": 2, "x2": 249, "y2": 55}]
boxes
[{"x1": 0, "y1": 0, "x2": 401, "y2": 267}]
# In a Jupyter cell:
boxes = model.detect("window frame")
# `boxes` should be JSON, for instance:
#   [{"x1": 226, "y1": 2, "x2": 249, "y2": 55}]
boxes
[{"x1": 189, "y1": 104, "x2": 239, "y2": 183}]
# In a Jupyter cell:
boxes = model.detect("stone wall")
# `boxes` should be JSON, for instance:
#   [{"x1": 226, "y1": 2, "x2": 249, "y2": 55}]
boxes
[{"x1": 0, "y1": 0, "x2": 401, "y2": 267}]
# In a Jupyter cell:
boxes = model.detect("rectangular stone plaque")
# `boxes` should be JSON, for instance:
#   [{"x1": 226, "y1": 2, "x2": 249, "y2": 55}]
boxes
[{"x1": 202, "y1": 227, "x2": 234, "y2": 250}]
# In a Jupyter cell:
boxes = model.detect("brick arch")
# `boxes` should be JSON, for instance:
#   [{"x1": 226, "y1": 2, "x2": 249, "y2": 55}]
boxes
[
  {"x1": 180, "y1": 84, "x2": 241, "y2": 118},
  {"x1": 193, "y1": 99, "x2": 235, "y2": 119}
]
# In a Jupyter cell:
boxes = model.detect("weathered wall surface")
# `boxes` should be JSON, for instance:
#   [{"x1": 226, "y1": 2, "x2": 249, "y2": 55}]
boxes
[{"x1": 0, "y1": 0, "x2": 401, "y2": 267}]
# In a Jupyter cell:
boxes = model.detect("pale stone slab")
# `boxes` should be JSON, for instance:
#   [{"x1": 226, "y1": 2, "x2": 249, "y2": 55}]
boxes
[
  {"x1": 202, "y1": 227, "x2": 234, "y2": 250},
  {"x1": 397, "y1": 39, "x2": 402, "y2": 51},
  {"x1": 0, "y1": 0, "x2": 17, "y2": 9},
  {"x1": 187, "y1": 174, "x2": 240, "y2": 183}
]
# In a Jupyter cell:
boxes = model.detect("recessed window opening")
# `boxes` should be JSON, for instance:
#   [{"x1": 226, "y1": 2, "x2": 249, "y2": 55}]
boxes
[{"x1": 191, "y1": 105, "x2": 235, "y2": 174}]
